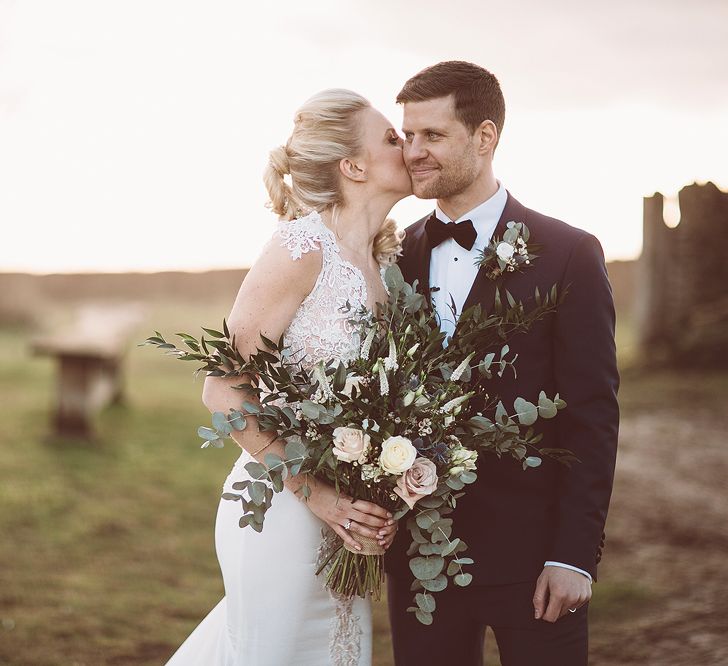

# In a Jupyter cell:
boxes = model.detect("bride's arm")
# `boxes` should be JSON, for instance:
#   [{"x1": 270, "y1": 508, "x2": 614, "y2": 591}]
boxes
[{"x1": 201, "y1": 238, "x2": 396, "y2": 550}]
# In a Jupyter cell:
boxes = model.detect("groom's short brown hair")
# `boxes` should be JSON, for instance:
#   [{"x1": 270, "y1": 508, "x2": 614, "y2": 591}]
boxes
[{"x1": 397, "y1": 61, "x2": 505, "y2": 139}]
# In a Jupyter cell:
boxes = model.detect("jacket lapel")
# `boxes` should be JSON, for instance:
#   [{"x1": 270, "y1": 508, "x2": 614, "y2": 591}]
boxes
[
  {"x1": 402, "y1": 215, "x2": 433, "y2": 305},
  {"x1": 460, "y1": 191, "x2": 529, "y2": 315}
]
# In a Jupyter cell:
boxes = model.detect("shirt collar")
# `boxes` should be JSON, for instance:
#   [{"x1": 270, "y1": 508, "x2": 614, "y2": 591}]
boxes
[{"x1": 435, "y1": 180, "x2": 507, "y2": 238}]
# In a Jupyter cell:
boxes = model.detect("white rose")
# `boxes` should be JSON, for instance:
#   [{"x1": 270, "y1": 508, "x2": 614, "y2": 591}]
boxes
[
  {"x1": 379, "y1": 436, "x2": 417, "y2": 475},
  {"x1": 332, "y1": 426, "x2": 370, "y2": 464},
  {"x1": 496, "y1": 241, "x2": 515, "y2": 261}
]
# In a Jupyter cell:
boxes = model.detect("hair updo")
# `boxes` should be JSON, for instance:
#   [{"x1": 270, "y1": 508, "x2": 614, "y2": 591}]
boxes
[{"x1": 263, "y1": 89, "x2": 403, "y2": 264}]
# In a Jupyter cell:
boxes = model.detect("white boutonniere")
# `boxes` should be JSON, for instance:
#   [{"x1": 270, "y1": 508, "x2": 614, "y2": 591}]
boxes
[{"x1": 475, "y1": 221, "x2": 538, "y2": 280}]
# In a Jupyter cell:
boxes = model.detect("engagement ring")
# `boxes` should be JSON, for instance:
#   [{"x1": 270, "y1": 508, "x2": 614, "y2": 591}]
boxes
[{"x1": 344, "y1": 519, "x2": 352, "y2": 530}]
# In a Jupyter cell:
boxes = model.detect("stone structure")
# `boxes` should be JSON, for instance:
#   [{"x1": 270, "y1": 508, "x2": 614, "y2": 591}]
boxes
[{"x1": 637, "y1": 181, "x2": 728, "y2": 366}]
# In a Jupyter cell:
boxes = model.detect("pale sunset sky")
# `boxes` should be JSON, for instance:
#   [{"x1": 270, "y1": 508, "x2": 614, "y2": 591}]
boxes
[{"x1": 1, "y1": 0, "x2": 726, "y2": 273}]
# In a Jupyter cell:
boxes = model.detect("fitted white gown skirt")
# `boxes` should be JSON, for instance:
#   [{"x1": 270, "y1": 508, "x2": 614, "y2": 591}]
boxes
[{"x1": 166, "y1": 449, "x2": 372, "y2": 666}]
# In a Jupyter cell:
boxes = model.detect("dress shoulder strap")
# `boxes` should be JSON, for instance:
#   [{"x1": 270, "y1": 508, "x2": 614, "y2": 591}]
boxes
[{"x1": 276, "y1": 211, "x2": 337, "y2": 261}]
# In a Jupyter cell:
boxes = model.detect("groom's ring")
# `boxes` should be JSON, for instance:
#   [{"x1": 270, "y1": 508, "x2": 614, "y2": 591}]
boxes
[
  {"x1": 344, "y1": 519, "x2": 352, "y2": 531},
  {"x1": 568, "y1": 607, "x2": 577, "y2": 613}
]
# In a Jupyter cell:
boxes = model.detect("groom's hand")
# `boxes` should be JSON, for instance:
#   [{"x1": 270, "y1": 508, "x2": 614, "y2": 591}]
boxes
[{"x1": 533, "y1": 567, "x2": 592, "y2": 623}]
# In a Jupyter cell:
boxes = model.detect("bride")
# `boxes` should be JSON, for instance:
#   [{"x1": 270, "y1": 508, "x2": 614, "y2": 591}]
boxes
[{"x1": 165, "y1": 89, "x2": 412, "y2": 665}]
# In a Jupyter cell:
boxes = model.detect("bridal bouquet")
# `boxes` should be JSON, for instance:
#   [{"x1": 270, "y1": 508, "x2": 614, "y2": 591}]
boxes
[{"x1": 143, "y1": 266, "x2": 573, "y2": 624}]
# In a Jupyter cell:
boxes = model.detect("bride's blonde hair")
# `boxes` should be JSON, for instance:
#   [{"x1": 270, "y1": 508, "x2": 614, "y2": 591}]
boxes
[{"x1": 264, "y1": 89, "x2": 404, "y2": 264}]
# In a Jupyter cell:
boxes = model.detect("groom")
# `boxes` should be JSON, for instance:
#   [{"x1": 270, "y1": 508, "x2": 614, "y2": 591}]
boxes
[{"x1": 385, "y1": 61, "x2": 620, "y2": 665}]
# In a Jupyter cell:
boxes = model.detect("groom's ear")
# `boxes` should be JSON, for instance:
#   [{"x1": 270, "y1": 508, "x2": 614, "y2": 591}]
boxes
[
  {"x1": 338, "y1": 157, "x2": 368, "y2": 183},
  {"x1": 476, "y1": 119, "x2": 498, "y2": 156}
]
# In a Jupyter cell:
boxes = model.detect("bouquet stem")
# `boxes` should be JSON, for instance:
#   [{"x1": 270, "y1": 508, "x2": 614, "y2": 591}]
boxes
[{"x1": 319, "y1": 546, "x2": 384, "y2": 601}]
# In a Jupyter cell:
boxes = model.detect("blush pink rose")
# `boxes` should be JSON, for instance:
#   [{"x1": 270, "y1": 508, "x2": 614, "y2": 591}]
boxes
[
  {"x1": 393, "y1": 457, "x2": 438, "y2": 509},
  {"x1": 332, "y1": 426, "x2": 370, "y2": 464}
]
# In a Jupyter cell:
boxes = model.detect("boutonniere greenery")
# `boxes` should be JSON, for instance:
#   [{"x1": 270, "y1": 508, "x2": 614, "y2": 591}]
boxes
[{"x1": 475, "y1": 221, "x2": 538, "y2": 280}]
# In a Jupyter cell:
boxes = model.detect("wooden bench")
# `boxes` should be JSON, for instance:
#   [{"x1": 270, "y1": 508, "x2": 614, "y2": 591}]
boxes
[{"x1": 32, "y1": 304, "x2": 144, "y2": 439}]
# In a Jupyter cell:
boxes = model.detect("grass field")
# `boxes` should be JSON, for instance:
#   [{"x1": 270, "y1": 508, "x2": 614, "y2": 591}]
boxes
[{"x1": 1, "y1": 301, "x2": 727, "y2": 665}]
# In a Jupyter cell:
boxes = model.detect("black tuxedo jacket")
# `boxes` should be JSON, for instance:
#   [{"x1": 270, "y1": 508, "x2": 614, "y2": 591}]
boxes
[{"x1": 385, "y1": 192, "x2": 620, "y2": 585}]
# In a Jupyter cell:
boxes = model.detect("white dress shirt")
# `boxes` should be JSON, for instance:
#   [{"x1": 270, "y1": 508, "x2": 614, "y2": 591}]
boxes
[
  {"x1": 429, "y1": 180, "x2": 507, "y2": 340},
  {"x1": 428, "y1": 181, "x2": 592, "y2": 584}
]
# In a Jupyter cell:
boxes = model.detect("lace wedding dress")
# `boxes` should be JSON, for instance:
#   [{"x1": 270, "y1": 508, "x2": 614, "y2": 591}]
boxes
[{"x1": 166, "y1": 211, "x2": 383, "y2": 666}]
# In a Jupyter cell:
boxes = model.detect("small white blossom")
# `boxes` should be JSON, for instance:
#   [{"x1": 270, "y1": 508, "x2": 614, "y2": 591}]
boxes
[
  {"x1": 360, "y1": 327, "x2": 376, "y2": 359},
  {"x1": 360, "y1": 463, "x2": 382, "y2": 482},
  {"x1": 440, "y1": 392, "x2": 474, "y2": 414},
  {"x1": 450, "y1": 352, "x2": 475, "y2": 382},
  {"x1": 378, "y1": 363, "x2": 389, "y2": 396},
  {"x1": 313, "y1": 362, "x2": 334, "y2": 400},
  {"x1": 384, "y1": 333, "x2": 399, "y2": 371}
]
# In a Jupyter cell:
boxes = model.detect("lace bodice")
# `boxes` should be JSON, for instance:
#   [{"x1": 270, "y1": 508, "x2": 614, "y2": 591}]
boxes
[{"x1": 276, "y1": 211, "x2": 386, "y2": 369}]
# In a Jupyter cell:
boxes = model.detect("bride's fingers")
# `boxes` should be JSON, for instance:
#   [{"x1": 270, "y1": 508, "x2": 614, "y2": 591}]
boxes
[
  {"x1": 377, "y1": 521, "x2": 398, "y2": 534},
  {"x1": 381, "y1": 529, "x2": 398, "y2": 548},
  {"x1": 349, "y1": 508, "x2": 388, "y2": 529},
  {"x1": 332, "y1": 523, "x2": 362, "y2": 552},
  {"x1": 348, "y1": 520, "x2": 381, "y2": 540},
  {"x1": 350, "y1": 499, "x2": 392, "y2": 521}
]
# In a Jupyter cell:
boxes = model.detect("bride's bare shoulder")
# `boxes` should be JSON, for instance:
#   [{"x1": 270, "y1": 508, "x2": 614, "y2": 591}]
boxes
[
  {"x1": 241, "y1": 227, "x2": 323, "y2": 300},
  {"x1": 226, "y1": 214, "x2": 331, "y2": 331}
]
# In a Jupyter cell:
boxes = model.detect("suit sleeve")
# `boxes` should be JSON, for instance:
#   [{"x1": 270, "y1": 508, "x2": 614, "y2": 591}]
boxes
[{"x1": 548, "y1": 232, "x2": 620, "y2": 578}]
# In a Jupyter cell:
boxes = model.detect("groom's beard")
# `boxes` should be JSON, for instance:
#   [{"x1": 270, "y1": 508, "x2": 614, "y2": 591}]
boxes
[{"x1": 408, "y1": 145, "x2": 478, "y2": 200}]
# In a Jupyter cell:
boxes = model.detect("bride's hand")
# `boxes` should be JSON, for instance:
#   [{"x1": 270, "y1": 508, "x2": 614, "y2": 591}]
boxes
[{"x1": 303, "y1": 477, "x2": 397, "y2": 551}]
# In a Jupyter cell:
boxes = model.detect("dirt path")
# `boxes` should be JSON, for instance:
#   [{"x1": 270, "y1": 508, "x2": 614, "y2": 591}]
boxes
[{"x1": 590, "y1": 395, "x2": 728, "y2": 665}]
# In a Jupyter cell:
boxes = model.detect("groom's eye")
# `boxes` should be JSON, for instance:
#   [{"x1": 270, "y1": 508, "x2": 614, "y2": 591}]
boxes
[{"x1": 427, "y1": 132, "x2": 441, "y2": 141}]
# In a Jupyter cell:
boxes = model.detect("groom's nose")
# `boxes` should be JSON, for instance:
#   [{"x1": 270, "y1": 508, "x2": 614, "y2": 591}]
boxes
[{"x1": 404, "y1": 136, "x2": 428, "y2": 163}]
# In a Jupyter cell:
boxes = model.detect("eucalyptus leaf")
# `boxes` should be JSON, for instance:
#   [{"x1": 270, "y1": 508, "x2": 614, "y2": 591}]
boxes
[
  {"x1": 244, "y1": 461, "x2": 268, "y2": 480},
  {"x1": 538, "y1": 391, "x2": 558, "y2": 418},
  {"x1": 239, "y1": 515, "x2": 252, "y2": 528},
  {"x1": 440, "y1": 538, "x2": 461, "y2": 557},
  {"x1": 212, "y1": 411, "x2": 232, "y2": 435},
  {"x1": 421, "y1": 574, "x2": 447, "y2": 592},
  {"x1": 264, "y1": 453, "x2": 284, "y2": 470},
  {"x1": 414, "y1": 609, "x2": 433, "y2": 625},
  {"x1": 229, "y1": 411, "x2": 247, "y2": 430},
  {"x1": 454, "y1": 573, "x2": 473, "y2": 587},
  {"x1": 301, "y1": 400, "x2": 321, "y2": 419},
  {"x1": 409, "y1": 556, "x2": 445, "y2": 581},
  {"x1": 460, "y1": 471, "x2": 477, "y2": 484},
  {"x1": 415, "y1": 593, "x2": 436, "y2": 613},
  {"x1": 514, "y1": 397, "x2": 538, "y2": 426},
  {"x1": 248, "y1": 481, "x2": 266, "y2": 505},
  {"x1": 271, "y1": 473, "x2": 284, "y2": 493},
  {"x1": 197, "y1": 426, "x2": 219, "y2": 441}
]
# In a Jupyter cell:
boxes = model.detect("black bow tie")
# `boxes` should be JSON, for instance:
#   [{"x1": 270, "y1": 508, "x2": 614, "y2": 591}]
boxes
[{"x1": 425, "y1": 213, "x2": 477, "y2": 251}]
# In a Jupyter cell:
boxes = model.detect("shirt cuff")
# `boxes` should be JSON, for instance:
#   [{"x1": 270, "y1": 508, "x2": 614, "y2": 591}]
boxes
[{"x1": 544, "y1": 561, "x2": 593, "y2": 583}]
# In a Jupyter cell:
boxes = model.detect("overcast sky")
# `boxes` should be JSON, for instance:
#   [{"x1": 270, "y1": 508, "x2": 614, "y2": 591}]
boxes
[{"x1": 1, "y1": 0, "x2": 726, "y2": 273}]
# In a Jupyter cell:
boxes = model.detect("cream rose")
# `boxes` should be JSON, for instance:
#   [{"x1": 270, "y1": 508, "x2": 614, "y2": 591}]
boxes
[
  {"x1": 496, "y1": 241, "x2": 515, "y2": 261},
  {"x1": 393, "y1": 457, "x2": 438, "y2": 509},
  {"x1": 332, "y1": 426, "x2": 370, "y2": 464},
  {"x1": 379, "y1": 436, "x2": 417, "y2": 475}
]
